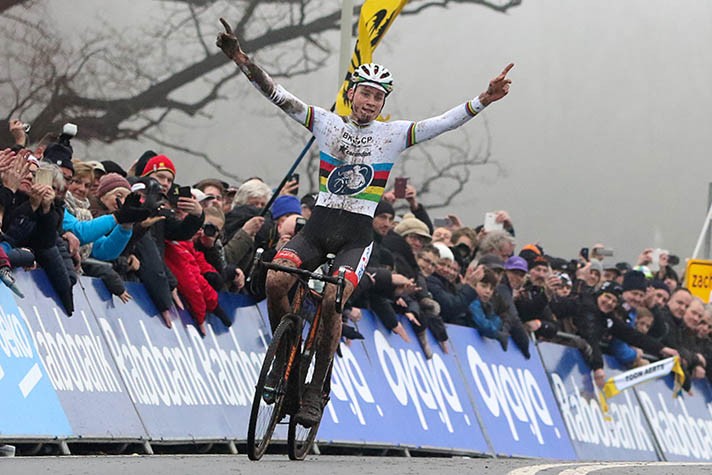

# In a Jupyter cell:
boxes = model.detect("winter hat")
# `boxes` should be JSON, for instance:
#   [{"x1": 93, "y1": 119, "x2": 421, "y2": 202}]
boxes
[
  {"x1": 598, "y1": 280, "x2": 623, "y2": 299},
  {"x1": 528, "y1": 255, "x2": 549, "y2": 270},
  {"x1": 478, "y1": 253, "x2": 505, "y2": 270},
  {"x1": 433, "y1": 242, "x2": 454, "y2": 262},
  {"x1": 622, "y1": 270, "x2": 647, "y2": 293},
  {"x1": 374, "y1": 200, "x2": 395, "y2": 217},
  {"x1": 394, "y1": 213, "x2": 431, "y2": 240},
  {"x1": 43, "y1": 143, "x2": 74, "y2": 173},
  {"x1": 101, "y1": 160, "x2": 127, "y2": 177},
  {"x1": 649, "y1": 279, "x2": 671, "y2": 295},
  {"x1": 270, "y1": 195, "x2": 301, "y2": 220},
  {"x1": 133, "y1": 150, "x2": 157, "y2": 176},
  {"x1": 141, "y1": 154, "x2": 176, "y2": 178},
  {"x1": 589, "y1": 259, "x2": 603, "y2": 275},
  {"x1": 504, "y1": 256, "x2": 528, "y2": 273},
  {"x1": 96, "y1": 173, "x2": 131, "y2": 198}
]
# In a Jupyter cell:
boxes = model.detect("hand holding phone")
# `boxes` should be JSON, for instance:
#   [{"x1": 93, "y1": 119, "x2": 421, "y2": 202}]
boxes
[
  {"x1": 483, "y1": 212, "x2": 503, "y2": 232},
  {"x1": 34, "y1": 168, "x2": 54, "y2": 187},
  {"x1": 394, "y1": 177, "x2": 408, "y2": 199}
]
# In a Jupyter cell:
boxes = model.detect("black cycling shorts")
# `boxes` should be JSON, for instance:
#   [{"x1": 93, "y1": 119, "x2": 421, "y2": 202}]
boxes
[{"x1": 274, "y1": 206, "x2": 373, "y2": 287}]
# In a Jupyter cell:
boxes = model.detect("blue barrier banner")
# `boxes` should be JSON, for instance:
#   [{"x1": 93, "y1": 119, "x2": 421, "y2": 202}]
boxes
[
  {"x1": 317, "y1": 310, "x2": 491, "y2": 454},
  {"x1": 538, "y1": 342, "x2": 658, "y2": 461},
  {"x1": 635, "y1": 374, "x2": 712, "y2": 461},
  {"x1": 448, "y1": 328, "x2": 575, "y2": 459},
  {"x1": 14, "y1": 272, "x2": 146, "y2": 438},
  {"x1": 0, "y1": 272, "x2": 71, "y2": 437},
  {"x1": 88, "y1": 278, "x2": 266, "y2": 440}
]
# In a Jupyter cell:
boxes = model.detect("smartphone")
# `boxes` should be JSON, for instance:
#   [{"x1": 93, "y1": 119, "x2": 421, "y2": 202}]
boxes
[
  {"x1": 580, "y1": 247, "x2": 589, "y2": 262},
  {"x1": 433, "y1": 217, "x2": 452, "y2": 228},
  {"x1": 294, "y1": 216, "x2": 307, "y2": 234},
  {"x1": 595, "y1": 247, "x2": 614, "y2": 257},
  {"x1": 649, "y1": 248, "x2": 661, "y2": 272},
  {"x1": 178, "y1": 185, "x2": 192, "y2": 198},
  {"x1": 483, "y1": 212, "x2": 503, "y2": 232},
  {"x1": 394, "y1": 177, "x2": 408, "y2": 199},
  {"x1": 34, "y1": 168, "x2": 54, "y2": 186},
  {"x1": 289, "y1": 173, "x2": 300, "y2": 196}
]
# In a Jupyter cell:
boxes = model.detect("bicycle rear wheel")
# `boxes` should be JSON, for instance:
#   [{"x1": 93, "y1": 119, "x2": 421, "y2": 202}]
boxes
[{"x1": 247, "y1": 318, "x2": 295, "y2": 461}]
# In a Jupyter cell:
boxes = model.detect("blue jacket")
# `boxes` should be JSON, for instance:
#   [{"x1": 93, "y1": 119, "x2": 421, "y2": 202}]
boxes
[
  {"x1": 62, "y1": 210, "x2": 132, "y2": 261},
  {"x1": 468, "y1": 299, "x2": 503, "y2": 338}
]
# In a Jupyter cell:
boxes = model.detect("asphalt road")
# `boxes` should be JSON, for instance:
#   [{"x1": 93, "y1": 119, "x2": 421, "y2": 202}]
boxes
[{"x1": 2, "y1": 456, "x2": 712, "y2": 475}]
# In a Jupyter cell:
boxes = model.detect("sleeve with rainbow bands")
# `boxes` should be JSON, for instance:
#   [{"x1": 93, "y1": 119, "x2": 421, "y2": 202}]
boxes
[{"x1": 405, "y1": 97, "x2": 486, "y2": 148}]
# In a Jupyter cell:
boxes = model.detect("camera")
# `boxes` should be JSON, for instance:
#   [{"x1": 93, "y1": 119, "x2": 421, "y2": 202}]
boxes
[
  {"x1": 203, "y1": 223, "x2": 219, "y2": 237},
  {"x1": 668, "y1": 255, "x2": 680, "y2": 267},
  {"x1": 62, "y1": 123, "x2": 78, "y2": 137}
]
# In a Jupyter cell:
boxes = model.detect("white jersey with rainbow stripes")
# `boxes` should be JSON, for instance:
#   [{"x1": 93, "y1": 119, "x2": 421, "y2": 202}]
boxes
[{"x1": 263, "y1": 83, "x2": 485, "y2": 217}]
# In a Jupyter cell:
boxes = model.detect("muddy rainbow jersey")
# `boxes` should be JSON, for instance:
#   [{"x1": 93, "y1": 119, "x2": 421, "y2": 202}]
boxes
[{"x1": 252, "y1": 80, "x2": 486, "y2": 218}]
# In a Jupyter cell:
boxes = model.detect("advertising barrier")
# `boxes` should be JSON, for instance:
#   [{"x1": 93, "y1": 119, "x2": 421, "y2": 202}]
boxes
[
  {"x1": 14, "y1": 272, "x2": 145, "y2": 439},
  {"x1": 317, "y1": 310, "x2": 491, "y2": 454},
  {"x1": 0, "y1": 279, "x2": 71, "y2": 437},
  {"x1": 538, "y1": 342, "x2": 658, "y2": 461},
  {"x1": 6, "y1": 268, "x2": 712, "y2": 460},
  {"x1": 449, "y1": 328, "x2": 576, "y2": 459},
  {"x1": 635, "y1": 374, "x2": 712, "y2": 461}
]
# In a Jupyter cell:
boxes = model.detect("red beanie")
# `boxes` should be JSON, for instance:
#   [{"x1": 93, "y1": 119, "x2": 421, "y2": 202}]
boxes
[{"x1": 141, "y1": 154, "x2": 176, "y2": 178}]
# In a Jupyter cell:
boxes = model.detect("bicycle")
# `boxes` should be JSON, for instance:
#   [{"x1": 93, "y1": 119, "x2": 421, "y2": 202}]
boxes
[{"x1": 246, "y1": 248, "x2": 346, "y2": 461}]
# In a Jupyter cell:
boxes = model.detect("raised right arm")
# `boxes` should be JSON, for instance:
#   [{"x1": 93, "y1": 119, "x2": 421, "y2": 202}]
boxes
[{"x1": 216, "y1": 18, "x2": 312, "y2": 127}]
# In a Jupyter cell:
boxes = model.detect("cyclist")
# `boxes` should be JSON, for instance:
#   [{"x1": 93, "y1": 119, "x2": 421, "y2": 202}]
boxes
[{"x1": 217, "y1": 18, "x2": 513, "y2": 427}]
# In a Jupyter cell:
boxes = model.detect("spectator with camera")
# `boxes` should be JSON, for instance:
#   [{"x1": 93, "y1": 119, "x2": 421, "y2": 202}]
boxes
[
  {"x1": 194, "y1": 178, "x2": 228, "y2": 211},
  {"x1": 382, "y1": 181, "x2": 433, "y2": 234},
  {"x1": 193, "y1": 205, "x2": 245, "y2": 293}
]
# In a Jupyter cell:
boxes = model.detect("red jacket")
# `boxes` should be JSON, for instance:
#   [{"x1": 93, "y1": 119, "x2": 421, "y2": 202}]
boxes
[{"x1": 164, "y1": 240, "x2": 218, "y2": 324}]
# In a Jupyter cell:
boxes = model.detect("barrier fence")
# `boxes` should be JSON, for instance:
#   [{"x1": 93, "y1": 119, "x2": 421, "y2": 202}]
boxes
[{"x1": 1, "y1": 269, "x2": 712, "y2": 460}]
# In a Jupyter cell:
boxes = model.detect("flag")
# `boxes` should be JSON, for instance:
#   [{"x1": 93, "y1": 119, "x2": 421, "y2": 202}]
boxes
[
  {"x1": 335, "y1": 0, "x2": 408, "y2": 117},
  {"x1": 597, "y1": 356, "x2": 685, "y2": 415}
]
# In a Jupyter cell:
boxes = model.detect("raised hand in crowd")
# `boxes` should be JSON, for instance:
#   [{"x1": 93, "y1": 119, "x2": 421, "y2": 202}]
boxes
[
  {"x1": 0, "y1": 150, "x2": 30, "y2": 193},
  {"x1": 494, "y1": 210, "x2": 512, "y2": 229},
  {"x1": 8, "y1": 119, "x2": 28, "y2": 147},
  {"x1": 463, "y1": 263, "x2": 485, "y2": 289},
  {"x1": 176, "y1": 195, "x2": 203, "y2": 216},
  {"x1": 40, "y1": 185, "x2": 55, "y2": 213},
  {"x1": 242, "y1": 215, "x2": 265, "y2": 238},
  {"x1": 280, "y1": 178, "x2": 299, "y2": 196},
  {"x1": 637, "y1": 247, "x2": 653, "y2": 266}
]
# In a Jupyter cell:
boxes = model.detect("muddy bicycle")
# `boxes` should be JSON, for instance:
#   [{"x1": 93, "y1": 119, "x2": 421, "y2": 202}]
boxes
[{"x1": 246, "y1": 249, "x2": 346, "y2": 461}]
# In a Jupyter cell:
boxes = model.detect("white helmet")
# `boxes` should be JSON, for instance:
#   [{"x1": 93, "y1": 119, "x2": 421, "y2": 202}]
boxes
[{"x1": 351, "y1": 63, "x2": 394, "y2": 95}]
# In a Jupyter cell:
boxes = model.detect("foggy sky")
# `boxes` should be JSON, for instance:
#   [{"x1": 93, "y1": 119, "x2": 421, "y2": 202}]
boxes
[{"x1": 49, "y1": 0, "x2": 712, "y2": 267}]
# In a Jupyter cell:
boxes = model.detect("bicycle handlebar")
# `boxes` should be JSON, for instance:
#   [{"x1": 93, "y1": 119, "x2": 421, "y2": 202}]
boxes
[{"x1": 249, "y1": 248, "x2": 348, "y2": 313}]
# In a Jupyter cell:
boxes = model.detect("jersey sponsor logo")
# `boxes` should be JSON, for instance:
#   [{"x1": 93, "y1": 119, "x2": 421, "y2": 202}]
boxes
[{"x1": 327, "y1": 164, "x2": 374, "y2": 195}]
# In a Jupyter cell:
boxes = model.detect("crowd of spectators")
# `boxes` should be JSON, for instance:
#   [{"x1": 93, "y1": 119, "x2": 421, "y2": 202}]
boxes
[{"x1": 2, "y1": 119, "x2": 710, "y2": 390}]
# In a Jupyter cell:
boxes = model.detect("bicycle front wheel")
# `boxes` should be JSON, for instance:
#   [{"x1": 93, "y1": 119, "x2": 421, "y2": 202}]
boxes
[
  {"x1": 287, "y1": 352, "x2": 331, "y2": 460},
  {"x1": 247, "y1": 317, "x2": 295, "y2": 461}
]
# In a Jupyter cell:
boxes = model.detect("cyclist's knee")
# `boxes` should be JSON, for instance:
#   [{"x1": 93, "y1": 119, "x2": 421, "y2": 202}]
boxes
[{"x1": 265, "y1": 260, "x2": 297, "y2": 298}]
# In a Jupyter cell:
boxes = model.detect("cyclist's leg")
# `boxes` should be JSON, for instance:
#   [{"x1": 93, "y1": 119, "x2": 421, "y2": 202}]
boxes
[
  {"x1": 297, "y1": 243, "x2": 371, "y2": 426},
  {"x1": 265, "y1": 232, "x2": 321, "y2": 332}
]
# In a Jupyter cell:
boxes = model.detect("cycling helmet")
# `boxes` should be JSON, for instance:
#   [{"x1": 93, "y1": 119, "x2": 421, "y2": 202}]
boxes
[{"x1": 351, "y1": 63, "x2": 394, "y2": 95}]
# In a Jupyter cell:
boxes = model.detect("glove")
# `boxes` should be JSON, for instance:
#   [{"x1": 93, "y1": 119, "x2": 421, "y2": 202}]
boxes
[
  {"x1": 114, "y1": 193, "x2": 151, "y2": 224},
  {"x1": 495, "y1": 331, "x2": 509, "y2": 352}
]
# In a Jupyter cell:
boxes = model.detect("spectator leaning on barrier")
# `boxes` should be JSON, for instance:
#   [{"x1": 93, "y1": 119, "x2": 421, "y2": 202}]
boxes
[
  {"x1": 575, "y1": 281, "x2": 678, "y2": 389},
  {"x1": 427, "y1": 242, "x2": 484, "y2": 329},
  {"x1": 606, "y1": 270, "x2": 651, "y2": 369}
]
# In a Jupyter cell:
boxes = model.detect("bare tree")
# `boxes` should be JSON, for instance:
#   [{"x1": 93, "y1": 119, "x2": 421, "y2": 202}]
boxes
[{"x1": 0, "y1": 1, "x2": 520, "y2": 141}]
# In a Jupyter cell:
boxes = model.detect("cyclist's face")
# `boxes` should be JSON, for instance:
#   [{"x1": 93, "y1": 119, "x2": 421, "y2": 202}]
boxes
[{"x1": 348, "y1": 85, "x2": 385, "y2": 124}]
